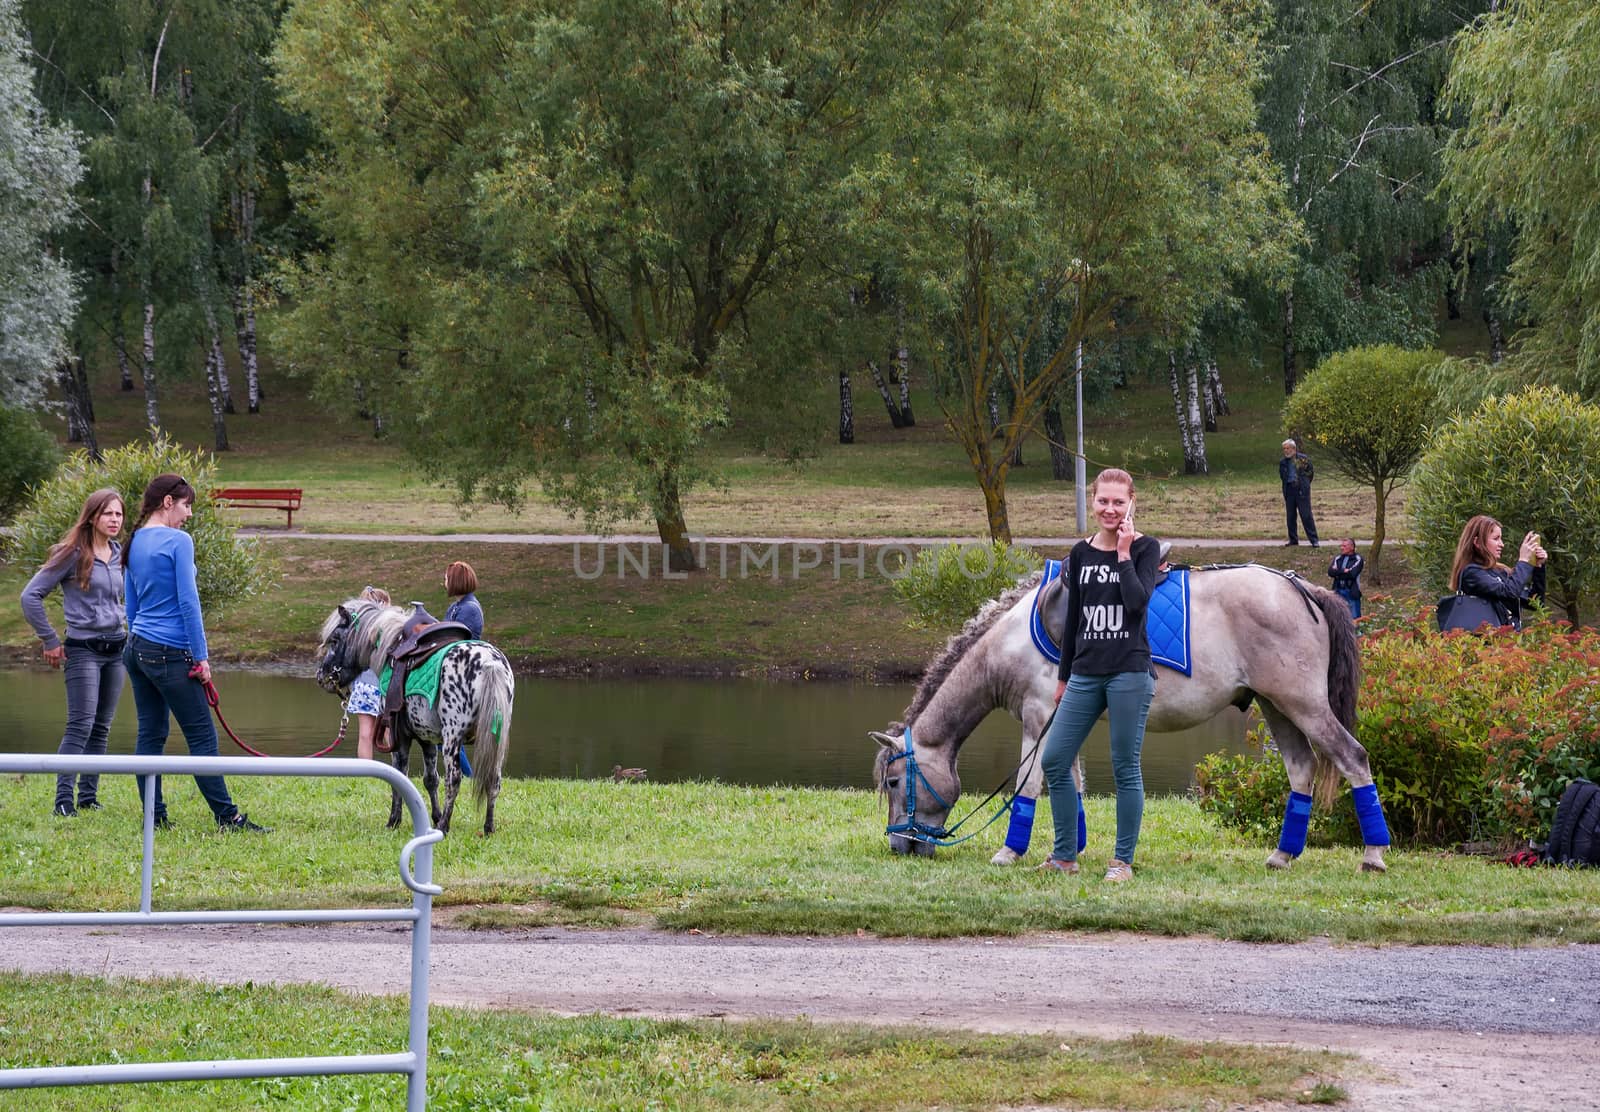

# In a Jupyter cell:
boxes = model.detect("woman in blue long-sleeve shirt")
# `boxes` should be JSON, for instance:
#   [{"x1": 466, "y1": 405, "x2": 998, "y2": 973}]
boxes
[{"x1": 122, "y1": 474, "x2": 267, "y2": 833}]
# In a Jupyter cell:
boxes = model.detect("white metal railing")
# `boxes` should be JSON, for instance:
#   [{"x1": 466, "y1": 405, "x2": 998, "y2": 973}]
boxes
[{"x1": 0, "y1": 754, "x2": 440, "y2": 1110}]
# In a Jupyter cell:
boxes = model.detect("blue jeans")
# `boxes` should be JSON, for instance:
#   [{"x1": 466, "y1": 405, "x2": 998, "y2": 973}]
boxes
[
  {"x1": 56, "y1": 641, "x2": 125, "y2": 807},
  {"x1": 1335, "y1": 588, "x2": 1361, "y2": 620},
  {"x1": 1040, "y1": 670, "x2": 1156, "y2": 863},
  {"x1": 123, "y1": 635, "x2": 238, "y2": 823}
]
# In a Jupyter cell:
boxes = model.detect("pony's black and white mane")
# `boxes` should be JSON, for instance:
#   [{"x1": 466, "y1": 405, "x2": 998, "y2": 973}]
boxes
[
  {"x1": 894, "y1": 570, "x2": 1044, "y2": 731},
  {"x1": 318, "y1": 598, "x2": 411, "y2": 668}
]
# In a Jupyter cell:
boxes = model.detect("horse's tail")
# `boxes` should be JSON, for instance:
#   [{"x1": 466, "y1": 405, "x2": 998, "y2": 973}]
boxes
[
  {"x1": 473, "y1": 657, "x2": 514, "y2": 808},
  {"x1": 1310, "y1": 582, "x2": 1362, "y2": 806}
]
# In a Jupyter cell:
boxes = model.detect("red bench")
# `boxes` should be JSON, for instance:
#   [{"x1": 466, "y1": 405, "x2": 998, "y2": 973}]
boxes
[{"x1": 212, "y1": 487, "x2": 304, "y2": 528}]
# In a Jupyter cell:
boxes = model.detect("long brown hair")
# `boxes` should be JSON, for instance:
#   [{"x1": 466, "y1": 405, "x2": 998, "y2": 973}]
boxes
[
  {"x1": 122, "y1": 473, "x2": 197, "y2": 568},
  {"x1": 44, "y1": 488, "x2": 124, "y2": 590},
  {"x1": 1449, "y1": 514, "x2": 1509, "y2": 591}
]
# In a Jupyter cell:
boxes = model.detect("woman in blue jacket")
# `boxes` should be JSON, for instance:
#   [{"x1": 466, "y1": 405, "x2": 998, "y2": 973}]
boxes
[
  {"x1": 20, "y1": 489, "x2": 127, "y2": 816},
  {"x1": 122, "y1": 474, "x2": 266, "y2": 832}
]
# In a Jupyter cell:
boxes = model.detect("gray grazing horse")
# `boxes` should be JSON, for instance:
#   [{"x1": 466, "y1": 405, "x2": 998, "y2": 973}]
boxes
[
  {"x1": 317, "y1": 598, "x2": 514, "y2": 835},
  {"x1": 871, "y1": 564, "x2": 1390, "y2": 873}
]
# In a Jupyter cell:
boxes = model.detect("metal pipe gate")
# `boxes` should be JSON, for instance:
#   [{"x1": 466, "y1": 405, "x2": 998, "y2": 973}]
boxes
[{"x1": 0, "y1": 754, "x2": 441, "y2": 1110}]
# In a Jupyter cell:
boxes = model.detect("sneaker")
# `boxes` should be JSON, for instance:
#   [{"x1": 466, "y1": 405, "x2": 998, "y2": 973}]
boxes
[
  {"x1": 153, "y1": 814, "x2": 174, "y2": 830},
  {"x1": 77, "y1": 799, "x2": 103, "y2": 811},
  {"x1": 1035, "y1": 857, "x2": 1080, "y2": 875},
  {"x1": 53, "y1": 801, "x2": 77, "y2": 818},
  {"x1": 1310, "y1": 541, "x2": 1321, "y2": 548},
  {"x1": 1282, "y1": 541, "x2": 1299, "y2": 547},
  {"x1": 219, "y1": 812, "x2": 270, "y2": 834},
  {"x1": 1103, "y1": 859, "x2": 1133, "y2": 883}
]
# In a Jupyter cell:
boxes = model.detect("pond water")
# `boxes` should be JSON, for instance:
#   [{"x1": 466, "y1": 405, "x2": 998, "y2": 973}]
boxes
[{"x1": 0, "y1": 668, "x2": 1248, "y2": 796}]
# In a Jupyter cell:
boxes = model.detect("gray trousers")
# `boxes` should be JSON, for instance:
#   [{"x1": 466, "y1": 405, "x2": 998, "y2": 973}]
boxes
[{"x1": 56, "y1": 643, "x2": 125, "y2": 806}]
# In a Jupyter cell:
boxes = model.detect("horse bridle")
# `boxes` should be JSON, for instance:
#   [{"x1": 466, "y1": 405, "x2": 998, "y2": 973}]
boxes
[
  {"x1": 884, "y1": 726, "x2": 956, "y2": 844},
  {"x1": 316, "y1": 611, "x2": 362, "y2": 695}
]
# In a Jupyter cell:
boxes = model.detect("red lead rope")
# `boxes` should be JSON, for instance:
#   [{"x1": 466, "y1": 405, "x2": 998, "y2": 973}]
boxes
[{"x1": 193, "y1": 666, "x2": 347, "y2": 758}]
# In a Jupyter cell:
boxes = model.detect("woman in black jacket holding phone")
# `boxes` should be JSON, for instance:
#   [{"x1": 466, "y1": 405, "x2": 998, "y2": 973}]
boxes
[{"x1": 1449, "y1": 515, "x2": 1546, "y2": 630}]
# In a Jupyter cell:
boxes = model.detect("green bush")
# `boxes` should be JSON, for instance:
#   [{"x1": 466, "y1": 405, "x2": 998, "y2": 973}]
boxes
[
  {"x1": 0, "y1": 404, "x2": 60, "y2": 521},
  {"x1": 5, "y1": 438, "x2": 274, "y2": 612},
  {"x1": 894, "y1": 541, "x2": 1042, "y2": 628},
  {"x1": 1409, "y1": 386, "x2": 1600, "y2": 623},
  {"x1": 1196, "y1": 610, "x2": 1600, "y2": 847}
]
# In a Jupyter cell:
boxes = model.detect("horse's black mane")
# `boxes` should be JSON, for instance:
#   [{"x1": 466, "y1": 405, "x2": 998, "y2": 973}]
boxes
[{"x1": 895, "y1": 569, "x2": 1044, "y2": 730}]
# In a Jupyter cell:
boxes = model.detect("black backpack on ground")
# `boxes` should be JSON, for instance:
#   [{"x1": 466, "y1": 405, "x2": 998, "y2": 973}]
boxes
[{"x1": 1546, "y1": 780, "x2": 1600, "y2": 866}]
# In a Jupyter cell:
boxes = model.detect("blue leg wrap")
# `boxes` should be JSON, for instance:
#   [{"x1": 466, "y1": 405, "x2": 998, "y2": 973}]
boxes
[
  {"x1": 1277, "y1": 791, "x2": 1313, "y2": 857},
  {"x1": 1352, "y1": 783, "x2": 1390, "y2": 846},
  {"x1": 1077, "y1": 791, "x2": 1087, "y2": 854},
  {"x1": 458, "y1": 747, "x2": 474, "y2": 778},
  {"x1": 1004, "y1": 796, "x2": 1036, "y2": 855}
]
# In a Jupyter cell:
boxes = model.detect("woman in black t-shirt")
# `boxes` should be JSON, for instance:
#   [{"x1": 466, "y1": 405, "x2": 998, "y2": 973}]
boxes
[{"x1": 1037, "y1": 468, "x2": 1161, "y2": 883}]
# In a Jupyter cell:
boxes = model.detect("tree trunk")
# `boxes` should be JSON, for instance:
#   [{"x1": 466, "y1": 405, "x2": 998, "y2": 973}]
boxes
[
  {"x1": 1169, "y1": 352, "x2": 1194, "y2": 470},
  {"x1": 111, "y1": 253, "x2": 134, "y2": 391},
  {"x1": 204, "y1": 329, "x2": 230, "y2": 452},
  {"x1": 1201, "y1": 365, "x2": 1217, "y2": 433},
  {"x1": 58, "y1": 359, "x2": 85, "y2": 443},
  {"x1": 1485, "y1": 308, "x2": 1505, "y2": 364},
  {"x1": 838, "y1": 367, "x2": 854, "y2": 444},
  {"x1": 217, "y1": 347, "x2": 235, "y2": 414},
  {"x1": 866, "y1": 360, "x2": 905, "y2": 427},
  {"x1": 1006, "y1": 392, "x2": 1024, "y2": 467},
  {"x1": 141, "y1": 300, "x2": 161, "y2": 435},
  {"x1": 1043, "y1": 398, "x2": 1072, "y2": 480},
  {"x1": 1282, "y1": 287, "x2": 1298, "y2": 395},
  {"x1": 1184, "y1": 358, "x2": 1207, "y2": 475},
  {"x1": 230, "y1": 187, "x2": 261, "y2": 412},
  {"x1": 1369, "y1": 481, "x2": 1387, "y2": 587},
  {"x1": 980, "y1": 468, "x2": 1012, "y2": 544},
  {"x1": 987, "y1": 387, "x2": 1001, "y2": 439},
  {"x1": 892, "y1": 337, "x2": 915, "y2": 426},
  {"x1": 655, "y1": 467, "x2": 700, "y2": 571},
  {"x1": 1206, "y1": 360, "x2": 1230, "y2": 417},
  {"x1": 233, "y1": 287, "x2": 260, "y2": 413}
]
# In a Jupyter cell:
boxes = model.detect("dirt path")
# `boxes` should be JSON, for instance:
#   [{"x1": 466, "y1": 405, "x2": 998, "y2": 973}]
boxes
[{"x1": 3, "y1": 920, "x2": 1593, "y2": 1110}]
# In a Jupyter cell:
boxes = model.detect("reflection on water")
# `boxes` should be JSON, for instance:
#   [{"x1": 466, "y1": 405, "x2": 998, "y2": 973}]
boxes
[{"x1": 0, "y1": 668, "x2": 1248, "y2": 795}]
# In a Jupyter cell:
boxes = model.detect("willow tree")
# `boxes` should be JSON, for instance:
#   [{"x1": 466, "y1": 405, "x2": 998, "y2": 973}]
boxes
[
  {"x1": 851, "y1": 0, "x2": 1295, "y2": 542},
  {"x1": 1441, "y1": 0, "x2": 1600, "y2": 399},
  {"x1": 0, "y1": 0, "x2": 81, "y2": 410},
  {"x1": 276, "y1": 0, "x2": 900, "y2": 569}
]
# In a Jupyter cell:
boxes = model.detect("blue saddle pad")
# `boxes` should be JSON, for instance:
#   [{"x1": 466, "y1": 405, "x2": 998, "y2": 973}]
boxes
[{"x1": 1030, "y1": 561, "x2": 1192, "y2": 677}]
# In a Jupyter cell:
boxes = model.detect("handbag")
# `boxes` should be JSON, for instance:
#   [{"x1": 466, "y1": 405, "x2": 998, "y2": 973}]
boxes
[
  {"x1": 1436, "y1": 593, "x2": 1502, "y2": 633},
  {"x1": 67, "y1": 633, "x2": 129, "y2": 655}
]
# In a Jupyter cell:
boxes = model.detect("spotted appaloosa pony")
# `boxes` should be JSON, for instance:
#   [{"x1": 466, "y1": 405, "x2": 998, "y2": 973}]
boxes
[
  {"x1": 871, "y1": 564, "x2": 1392, "y2": 873},
  {"x1": 317, "y1": 598, "x2": 514, "y2": 835}
]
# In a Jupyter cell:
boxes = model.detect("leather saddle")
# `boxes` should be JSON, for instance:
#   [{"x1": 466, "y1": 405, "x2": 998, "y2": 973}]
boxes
[{"x1": 376, "y1": 604, "x2": 474, "y2": 749}]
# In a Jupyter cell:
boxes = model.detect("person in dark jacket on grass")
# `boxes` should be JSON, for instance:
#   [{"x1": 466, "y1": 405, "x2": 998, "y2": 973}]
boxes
[{"x1": 1279, "y1": 439, "x2": 1319, "y2": 547}]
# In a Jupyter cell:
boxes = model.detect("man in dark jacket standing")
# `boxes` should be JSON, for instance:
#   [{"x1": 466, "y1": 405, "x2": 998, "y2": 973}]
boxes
[{"x1": 1279, "y1": 439, "x2": 1319, "y2": 547}]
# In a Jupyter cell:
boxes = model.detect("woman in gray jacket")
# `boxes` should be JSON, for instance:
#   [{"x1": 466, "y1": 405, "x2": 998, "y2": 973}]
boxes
[{"x1": 20, "y1": 489, "x2": 128, "y2": 817}]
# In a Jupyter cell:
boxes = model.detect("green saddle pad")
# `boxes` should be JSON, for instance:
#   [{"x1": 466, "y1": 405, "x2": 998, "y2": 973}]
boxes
[{"x1": 377, "y1": 640, "x2": 488, "y2": 709}]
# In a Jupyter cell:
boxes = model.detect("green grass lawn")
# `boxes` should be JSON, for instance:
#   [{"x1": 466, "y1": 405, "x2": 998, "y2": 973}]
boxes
[
  {"x1": 2, "y1": 775, "x2": 1592, "y2": 946},
  {"x1": 32, "y1": 332, "x2": 1428, "y2": 541},
  {"x1": 0, "y1": 973, "x2": 1347, "y2": 1111}
]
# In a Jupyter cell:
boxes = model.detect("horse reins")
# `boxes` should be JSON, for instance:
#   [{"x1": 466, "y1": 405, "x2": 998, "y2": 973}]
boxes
[
  {"x1": 193, "y1": 665, "x2": 348, "y2": 758},
  {"x1": 888, "y1": 708, "x2": 1054, "y2": 847}
]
